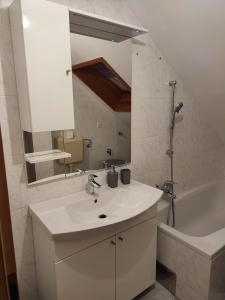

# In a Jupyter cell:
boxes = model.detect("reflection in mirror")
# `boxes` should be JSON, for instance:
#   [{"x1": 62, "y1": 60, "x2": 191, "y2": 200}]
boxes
[
  {"x1": 24, "y1": 131, "x2": 67, "y2": 183},
  {"x1": 69, "y1": 33, "x2": 131, "y2": 172},
  {"x1": 24, "y1": 32, "x2": 131, "y2": 184}
]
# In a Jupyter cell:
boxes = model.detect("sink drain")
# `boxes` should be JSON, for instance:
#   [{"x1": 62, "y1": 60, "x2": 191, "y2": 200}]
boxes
[{"x1": 98, "y1": 214, "x2": 107, "y2": 219}]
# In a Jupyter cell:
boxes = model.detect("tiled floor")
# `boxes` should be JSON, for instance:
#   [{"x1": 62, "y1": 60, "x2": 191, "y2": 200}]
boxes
[{"x1": 136, "y1": 282, "x2": 178, "y2": 300}]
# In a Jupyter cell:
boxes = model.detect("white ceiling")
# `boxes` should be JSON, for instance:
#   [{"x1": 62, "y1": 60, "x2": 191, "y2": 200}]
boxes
[{"x1": 128, "y1": 0, "x2": 225, "y2": 142}]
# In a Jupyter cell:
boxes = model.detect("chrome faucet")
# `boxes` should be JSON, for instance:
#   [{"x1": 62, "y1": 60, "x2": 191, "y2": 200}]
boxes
[
  {"x1": 75, "y1": 168, "x2": 86, "y2": 175},
  {"x1": 86, "y1": 174, "x2": 101, "y2": 195},
  {"x1": 156, "y1": 180, "x2": 175, "y2": 195},
  {"x1": 156, "y1": 180, "x2": 177, "y2": 228}
]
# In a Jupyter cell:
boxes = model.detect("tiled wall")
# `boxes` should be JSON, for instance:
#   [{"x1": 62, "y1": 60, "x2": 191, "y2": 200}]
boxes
[
  {"x1": 73, "y1": 76, "x2": 131, "y2": 170},
  {"x1": 157, "y1": 229, "x2": 225, "y2": 300},
  {"x1": 209, "y1": 249, "x2": 225, "y2": 300},
  {"x1": 131, "y1": 33, "x2": 225, "y2": 192},
  {"x1": 157, "y1": 230, "x2": 211, "y2": 300},
  {"x1": 0, "y1": 0, "x2": 225, "y2": 299}
]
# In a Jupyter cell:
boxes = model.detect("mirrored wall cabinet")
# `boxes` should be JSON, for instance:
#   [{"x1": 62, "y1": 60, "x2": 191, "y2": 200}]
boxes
[
  {"x1": 10, "y1": 0, "x2": 75, "y2": 132},
  {"x1": 9, "y1": 0, "x2": 148, "y2": 185}
]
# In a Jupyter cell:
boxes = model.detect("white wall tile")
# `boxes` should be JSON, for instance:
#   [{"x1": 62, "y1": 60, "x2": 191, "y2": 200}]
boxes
[
  {"x1": 176, "y1": 278, "x2": 207, "y2": 300},
  {"x1": 11, "y1": 207, "x2": 39, "y2": 300},
  {"x1": 175, "y1": 243, "x2": 211, "y2": 298},
  {"x1": 209, "y1": 249, "x2": 225, "y2": 300},
  {"x1": 0, "y1": 28, "x2": 17, "y2": 96},
  {"x1": 157, "y1": 231, "x2": 177, "y2": 272},
  {"x1": 0, "y1": 4, "x2": 10, "y2": 29}
]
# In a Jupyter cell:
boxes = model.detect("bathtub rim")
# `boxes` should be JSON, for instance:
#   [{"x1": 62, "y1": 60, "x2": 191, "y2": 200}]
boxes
[{"x1": 157, "y1": 179, "x2": 225, "y2": 259}]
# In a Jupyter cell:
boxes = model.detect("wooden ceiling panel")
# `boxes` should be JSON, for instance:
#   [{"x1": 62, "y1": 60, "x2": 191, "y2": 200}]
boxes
[{"x1": 72, "y1": 57, "x2": 131, "y2": 112}]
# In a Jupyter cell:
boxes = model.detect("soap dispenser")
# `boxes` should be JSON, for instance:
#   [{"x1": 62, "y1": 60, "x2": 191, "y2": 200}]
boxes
[{"x1": 107, "y1": 166, "x2": 118, "y2": 188}]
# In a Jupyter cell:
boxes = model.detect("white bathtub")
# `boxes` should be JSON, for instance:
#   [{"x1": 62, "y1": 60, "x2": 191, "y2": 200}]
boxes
[{"x1": 157, "y1": 180, "x2": 225, "y2": 300}]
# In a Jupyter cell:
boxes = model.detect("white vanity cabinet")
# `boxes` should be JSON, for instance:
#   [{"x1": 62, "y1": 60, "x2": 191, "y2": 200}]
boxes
[
  {"x1": 55, "y1": 236, "x2": 116, "y2": 300},
  {"x1": 54, "y1": 219, "x2": 156, "y2": 300},
  {"x1": 116, "y1": 220, "x2": 157, "y2": 300},
  {"x1": 32, "y1": 207, "x2": 157, "y2": 300},
  {"x1": 9, "y1": 0, "x2": 74, "y2": 132}
]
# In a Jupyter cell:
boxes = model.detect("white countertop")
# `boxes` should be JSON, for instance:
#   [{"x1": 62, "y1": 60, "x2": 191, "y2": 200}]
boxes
[{"x1": 29, "y1": 180, "x2": 162, "y2": 237}]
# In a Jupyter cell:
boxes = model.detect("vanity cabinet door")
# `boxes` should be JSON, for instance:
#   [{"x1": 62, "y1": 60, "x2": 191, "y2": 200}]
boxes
[
  {"x1": 55, "y1": 237, "x2": 116, "y2": 300},
  {"x1": 116, "y1": 219, "x2": 157, "y2": 300},
  {"x1": 10, "y1": 0, "x2": 74, "y2": 132}
]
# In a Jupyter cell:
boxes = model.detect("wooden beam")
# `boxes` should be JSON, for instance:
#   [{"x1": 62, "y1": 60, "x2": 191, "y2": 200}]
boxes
[
  {"x1": 0, "y1": 223, "x2": 9, "y2": 300},
  {"x1": 72, "y1": 57, "x2": 131, "y2": 112}
]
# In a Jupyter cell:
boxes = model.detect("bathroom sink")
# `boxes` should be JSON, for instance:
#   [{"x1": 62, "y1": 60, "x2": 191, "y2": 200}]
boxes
[{"x1": 29, "y1": 180, "x2": 162, "y2": 237}]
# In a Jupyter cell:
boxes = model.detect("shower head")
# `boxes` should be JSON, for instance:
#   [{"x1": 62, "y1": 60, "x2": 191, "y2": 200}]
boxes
[
  {"x1": 171, "y1": 102, "x2": 184, "y2": 130},
  {"x1": 174, "y1": 102, "x2": 183, "y2": 114}
]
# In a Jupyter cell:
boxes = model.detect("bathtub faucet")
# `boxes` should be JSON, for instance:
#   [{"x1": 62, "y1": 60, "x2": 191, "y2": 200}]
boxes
[
  {"x1": 156, "y1": 180, "x2": 177, "y2": 227},
  {"x1": 156, "y1": 180, "x2": 175, "y2": 196}
]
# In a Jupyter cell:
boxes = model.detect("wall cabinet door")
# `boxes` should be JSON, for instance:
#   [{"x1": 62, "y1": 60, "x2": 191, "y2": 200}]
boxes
[
  {"x1": 55, "y1": 237, "x2": 116, "y2": 300},
  {"x1": 10, "y1": 0, "x2": 74, "y2": 132},
  {"x1": 116, "y1": 219, "x2": 157, "y2": 300}
]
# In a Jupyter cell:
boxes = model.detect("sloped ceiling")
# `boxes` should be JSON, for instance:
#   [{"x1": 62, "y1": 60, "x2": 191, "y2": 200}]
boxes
[
  {"x1": 128, "y1": 0, "x2": 225, "y2": 142},
  {"x1": 72, "y1": 57, "x2": 131, "y2": 112}
]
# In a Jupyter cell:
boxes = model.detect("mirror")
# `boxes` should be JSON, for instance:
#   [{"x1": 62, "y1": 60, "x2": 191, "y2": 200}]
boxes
[
  {"x1": 69, "y1": 33, "x2": 131, "y2": 172},
  {"x1": 24, "y1": 32, "x2": 131, "y2": 184}
]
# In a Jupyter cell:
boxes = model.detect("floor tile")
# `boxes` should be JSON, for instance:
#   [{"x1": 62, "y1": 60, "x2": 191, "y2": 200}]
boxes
[{"x1": 136, "y1": 282, "x2": 178, "y2": 300}]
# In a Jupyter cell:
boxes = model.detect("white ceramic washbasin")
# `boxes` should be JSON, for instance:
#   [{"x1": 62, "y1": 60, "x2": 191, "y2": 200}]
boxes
[{"x1": 29, "y1": 180, "x2": 162, "y2": 237}]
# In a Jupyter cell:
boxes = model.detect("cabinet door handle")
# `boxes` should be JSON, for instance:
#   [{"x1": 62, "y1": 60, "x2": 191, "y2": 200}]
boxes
[
  {"x1": 66, "y1": 69, "x2": 71, "y2": 75},
  {"x1": 110, "y1": 240, "x2": 116, "y2": 246},
  {"x1": 118, "y1": 236, "x2": 124, "y2": 241}
]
